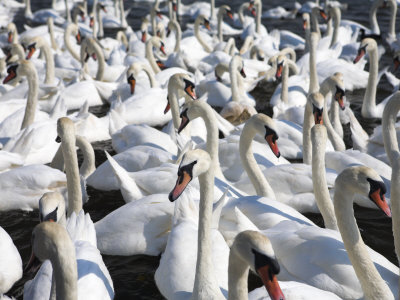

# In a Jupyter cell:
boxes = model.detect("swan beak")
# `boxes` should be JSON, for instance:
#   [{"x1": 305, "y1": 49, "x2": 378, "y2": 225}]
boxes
[
  {"x1": 313, "y1": 106, "x2": 324, "y2": 125},
  {"x1": 55, "y1": 136, "x2": 61, "y2": 143},
  {"x1": 173, "y1": 2, "x2": 177, "y2": 12},
  {"x1": 76, "y1": 31, "x2": 82, "y2": 45},
  {"x1": 141, "y1": 31, "x2": 147, "y2": 43},
  {"x1": 178, "y1": 115, "x2": 190, "y2": 133},
  {"x1": 7, "y1": 32, "x2": 13, "y2": 43},
  {"x1": 251, "y1": 8, "x2": 257, "y2": 17},
  {"x1": 24, "y1": 251, "x2": 42, "y2": 274},
  {"x1": 353, "y1": 48, "x2": 365, "y2": 64},
  {"x1": 169, "y1": 171, "x2": 192, "y2": 201},
  {"x1": 102, "y1": 6, "x2": 107, "y2": 13},
  {"x1": 92, "y1": 53, "x2": 97, "y2": 61},
  {"x1": 394, "y1": 57, "x2": 400, "y2": 71},
  {"x1": 303, "y1": 20, "x2": 307, "y2": 30},
  {"x1": 185, "y1": 86, "x2": 197, "y2": 100},
  {"x1": 160, "y1": 44, "x2": 166, "y2": 55},
  {"x1": 319, "y1": 9, "x2": 328, "y2": 21},
  {"x1": 26, "y1": 45, "x2": 36, "y2": 60},
  {"x1": 266, "y1": 134, "x2": 280, "y2": 158},
  {"x1": 164, "y1": 97, "x2": 171, "y2": 114},
  {"x1": 240, "y1": 68, "x2": 247, "y2": 78},
  {"x1": 90, "y1": 17, "x2": 94, "y2": 28},
  {"x1": 257, "y1": 265, "x2": 285, "y2": 300},
  {"x1": 3, "y1": 69, "x2": 16, "y2": 84},
  {"x1": 204, "y1": 19, "x2": 211, "y2": 30},
  {"x1": 370, "y1": 189, "x2": 391, "y2": 217},
  {"x1": 335, "y1": 89, "x2": 346, "y2": 110},
  {"x1": 227, "y1": 10, "x2": 234, "y2": 20},
  {"x1": 128, "y1": 76, "x2": 136, "y2": 95},
  {"x1": 157, "y1": 60, "x2": 166, "y2": 70},
  {"x1": 275, "y1": 63, "x2": 283, "y2": 80}
]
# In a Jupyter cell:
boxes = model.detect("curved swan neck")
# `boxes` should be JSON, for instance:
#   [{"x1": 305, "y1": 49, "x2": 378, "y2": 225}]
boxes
[
  {"x1": 217, "y1": 9, "x2": 224, "y2": 42},
  {"x1": 96, "y1": 3, "x2": 104, "y2": 38},
  {"x1": 281, "y1": 62, "x2": 289, "y2": 103},
  {"x1": 75, "y1": 135, "x2": 96, "y2": 179},
  {"x1": 47, "y1": 18, "x2": 58, "y2": 50},
  {"x1": 93, "y1": 41, "x2": 105, "y2": 81},
  {"x1": 170, "y1": 21, "x2": 181, "y2": 52},
  {"x1": 239, "y1": 120, "x2": 276, "y2": 199},
  {"x1": 330, "y1": 7, "x2": 341, "y2": 47},
  {"x1": 194, "y1": 17, "x2": 212, "y2": 53},
  {"x1": 40, "y1": 39, "x2": 55, "y2": 85},
  {"x1": 309, "y1": 33, "x2": 319, "y2": 93},
  {"x1": 146, "y1": 39, "x2": 161, "y2": 74},
  {"x1": 311, "y1": 8, "x2": 321, "y2": 36},
  {"x1": 64, "y1": 24, "x2": 80, "y2": 62},
  {"x1": 228, "y1": 252, "x2": 249, "y2": 300},
  {"x1": 24, "y1": 0, "x2": 32, "y2": 17},
  {"x1": 21, "y1": 61, "x2": 39, "y2": 130},
  {"x1": 210, "y1": 0, "x2": 215, "y2": 20},
  {"x1": 369, "y1": 0, "x2": 381, "y2": 35},
  {"x1": 361, "y1": 44, "x2": 378, "y2": 118},
  {"x1": 311, "y1": 125, "x2": 338, "y2": 230},
  {"x1": 255, "y1": 0, "x2": 261, "y2": 34},
  {"x1": 330, "y1": 97, "x2": 343, "y2": 138},
  {"x1": 192, "y1": 167, "x2": 225, "y2": 300},
  {"x1": 141, "y1": 63, "x2": 158, "y2": 88},
  {"x1": 238, "y1": 3, "x2": 247, "y2": 26},
  {"x1": 334, "y1": 185, "x2": 394, "y2": 300},
  {"x1": 230, "y1": 56, "x2": 243, "y2": 103},
  {"x1": 383, "y1": 93, "x2": 400, "y2": 165},
  {"x1": 118, "y1": 0, "x2": 128, "y2": 28}
]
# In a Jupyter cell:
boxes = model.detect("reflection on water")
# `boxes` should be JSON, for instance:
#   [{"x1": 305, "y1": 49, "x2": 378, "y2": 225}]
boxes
[{"x1": 1, "y1": 0, "x2": 400, "y2": 299}]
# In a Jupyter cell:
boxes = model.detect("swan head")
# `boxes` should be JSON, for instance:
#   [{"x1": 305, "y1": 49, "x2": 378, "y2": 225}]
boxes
[
  {"x1": 247, "y1": 114, "x2": 281, "y2": 158},
  {"x1": 178, "y1": 100, "x2": 206, "y2": 133},
  {"x1": 230, "y1": 55, "x2": 246, "y2": 78},
  {"x1": 302, "y1": 13, "x2": 310, "y2": 30},
  {"x1": 321, "y1": 72, "x2": 346, "y2": 110},
  {"x1": 335, "y1": 166, "x2": 391, "y2": 217},
  {"x1": 275, "y1": 55, "x2": 286, "y2": 80},
  {"x1": 354, "y1": 38, "x2": 376, "y2": 64},
  {"x1": 148, "y1": 36, "x2": 167, "y2": 56},
  {"x1": 169, "y1": 149, "x2": 211, "y2": 201},
  {"x1": 165, "y1": 73, "x2": 196, "y2": 113},
  {"x1": 56, "y1": 117, "x2": 76, "y2": 144},
  {"x1": 197, "y1": 15, "x2": 211, "y2": 30},
  {"x1": 3, "y1": 62, "x2": 22, "y2": 84},
  {"x1": 308, "y1": 92, "x2": 324, "y2": 125},
  {"x1": 39, "y1": 192, "x2": 66, "y2": 225},
  {"x1": 231, "y1": 231, "x2": 285, "y2": 300},
  {"x1": 25, "y1": 222, "x2": 76, "y2": 275},
  {"x1": 6, "y1": 23, "x2": 17, "y2": 43},
  {"x1": 219, "y1": 5, "x2": 234, "y2": 20},
  {"x1": 215, "y1": 63, "x2": 229, "y2": 82}
]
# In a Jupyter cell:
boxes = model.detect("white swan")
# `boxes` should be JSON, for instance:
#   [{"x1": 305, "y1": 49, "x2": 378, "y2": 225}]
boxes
[{"x1": 24, "y1": 221, "x2": 114, "y2": 300}]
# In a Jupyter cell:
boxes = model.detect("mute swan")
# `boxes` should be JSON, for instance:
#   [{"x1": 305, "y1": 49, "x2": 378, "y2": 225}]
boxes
[
  {"x1": 25, "y1": 221, "x2": 114, "y2": 300},
  {"x1": 0, "y1": 226, "x2": 22, "y2": 298},
  {"x1": 156, "y1": 149, "x2": 229, "y2": 300}
]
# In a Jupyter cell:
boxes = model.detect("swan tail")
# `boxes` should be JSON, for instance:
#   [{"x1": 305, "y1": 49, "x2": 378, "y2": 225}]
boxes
[
  {"x1": 67, "y1": 210, "x2": 97, "y2": 247},
  {"x1": 105, "y1": 151, "x2": 143, "y2": 202}
]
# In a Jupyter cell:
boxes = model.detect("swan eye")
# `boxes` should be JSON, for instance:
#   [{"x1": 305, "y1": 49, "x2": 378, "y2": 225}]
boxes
[
  {"x1": 252, "y1": 249, "x2": 280, "y2": 276},
  {"x1": 366, "y1": 178, "x2": 391, "y2": 217},
  {"x1": 264, "y1": 126, "x2": 278, "y2": 142},
  {"x1": 183, "y1": 79, "x2": 197, "y2": 100},
  {"x1": 367, "y1": 178, "x2": 387, "y2": 198},
  {"x1": 43, "y1": 207, "x2": 58, "y2": 223}
]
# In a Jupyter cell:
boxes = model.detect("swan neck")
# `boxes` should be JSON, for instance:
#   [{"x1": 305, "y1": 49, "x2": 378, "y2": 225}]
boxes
[
  {"x1": 118, "y1": 0, "x2": 127, "y2": 28},
  {"x1": 309, "y1": 36, "x2": 319, "y2": 93},
  {"x1": 93, "y1": 42, "x2": 105, "y2": 81},
  {"x1": 239, "y1": 123, "x2": 275, "y2": 199},
  {"x1": 193, "y1": 168, "x2": 224, "y2": 300},
  {"x1": 25, "y1": 0, "x2": 32, "y2": 17},
  {"x1": 97, "y1": 4, "x2": 104, "y2": 37},
  {"x1": 281, "y1": 63, "x2": 289, "y2": 103},
  {"x1": 202, "y1": 104, "x2": 224, "y2": 179},
  {"x1": 62, "y1": 131, "x2": 83, "y2": 217},
  {"x1": 41, "y1": 42, "x2": 55, "y2": 85},
  {"x1": 217, "y1": 11, "x2": 223, "y2": 42},
  {"x1": 311, "y1": 10, "x2": 321, "y2": 36},
  {"x1": 64, "y1": 0, "x2": 71, "y2": 22},
  {"x1": 330, "y1": 8, "x2": 341, "y2": 47},
  {"x1": 210, "y1": 0, "x2": 215, "y2": 19},
  {"x1": 47, "y1": 18, "x2": 58, "y2": 50},
  {"x1": 388, "y1": 1, "x2": 397, "y2": 38},
  {"x1": 194, "y1": 19, "x2": 212, "y2": 53},
  {"x1": 75, "y1": 135, "x2": 96, "y2": 179},
  {"x1": 238, "y1": 4, "x2": 245, "y2": 25},
  {"x1": 173, "y1": 22, "x2": 182, "y2": 52},
  {"x1": 64, "y1": 25, "x2": 80, "y2": 61},
  {"x1": 362, "y1": 47, "x2": 378, "y2": 118},
  {"x1": 228, "y1": 252, "x2": 249, "y2": 300},
  {"x1": 330, "y1": 98, "x2": 343, "y2": 138},
  {"x1": 334, "y1": 188, "x2": 394, "y2": 300},
  {"x1": 230, "y1": 58, "x2": 242, "y2": 103},
  {"x1": 390, "y1": 158, "x2": 400, "y2": 296},
  {"x1": 256, "y1": 2, "x2": 261, "y2": 34},
  {"x1": 142, "y1": 64, "x2": 158, "y2": 88},
  {"x1": 302, "y1": 101, "x2": 313, "y2": 165},
  {"x1": 146, "y1": 40, "x2": 161, "y2": 73},
  {"x1": 311, "y1": 126, "x2": 338, "y2": 230},
  {"x1": 369, "y1": 1, "x2": 380, "y2": 34},
  {"x1": 21, "y1": 64, "x2": 39, "y2": 130},
  {"x1": 323, "y1": 97, "x2": 346, "y2": 151},
  {"x1": 168, "y1": 84, "x2": 180, "y2": 129}
]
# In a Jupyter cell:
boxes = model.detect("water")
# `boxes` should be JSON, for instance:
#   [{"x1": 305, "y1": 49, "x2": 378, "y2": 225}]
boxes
[{"x1": 2, "y1": 0, "x2": 400, "y2": 299}]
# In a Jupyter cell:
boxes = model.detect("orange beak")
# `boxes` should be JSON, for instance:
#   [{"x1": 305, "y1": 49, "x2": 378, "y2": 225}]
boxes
[
  {"x1": 3, "y1": 69, "x2": 16, "y2": 84},
  {"x1": 319, "y1": 10, "x2": 328, "y2": 20},
  {"x1": 266, "y1": 135, "x2": 280, "y2": 158},
  {"x1": 129, "y1": 78, "x2": 136, "y2": 95},
  {"x1": 370, "y1": 189, "x2": 392, "y2": 217},
  {"x1": 251, "y1": 8, "x2": 257, "y2": 17},
  {"x1": 240, "y1": 68, "x2": 246, "y2": 78},
  {"x1": 354, "y1": 48, "x2": 365, "y2": 64},
  {"x1": 90, "y1": 17, "x2": 94, "y2": 28},
  {"x1": 7, "y1": 32, "x2": 13, "y2": 43},
  {"x1": 164, "y1": 101, "x2": 171, "y2": 114},
  {"x1": 275, "y1": 64, "x2": 283, "y2": 79},
  {"x1": 168, "y1": 171, "x2": 192, "y2": 201},
  {"x1": 92, "y1": 53, "x2": 97, "y2": 61},
  {"x1": 204, "y1": 20, "x2": 211, "y2": 30},
  {"x1": 173, "y1": 2, "x2": 177, "y2": 11},
  {"x1": 178, "y1": 115, "x2": 190, "y2": 133},
  {"x1": 335, "y1": 92, "x2": 346, "y2": 110},
  {"x1": 303, "y1": 20, "x2": 307, "y2": 30},
  {"x1": 258, "y1": 265, "x2": 285, "y2": 300},
  {"x1": 160, "y1": 45, "x2": 166, "y2": 55},
  {"x1": 314, "y1": 111, "x2": 323, "y2": 125},
  {"x1": 185, "y1": 86, "x2": 197, "y2": 100},
  {"x1": 26, "y1": 47, "x2": 35, "y2": 60},
  {"x1": 76, "y1": 31, "x2": 81, "y2": 45},
  {"x1": 227, "y1": 11, "x2": 233, "y2": 20}
]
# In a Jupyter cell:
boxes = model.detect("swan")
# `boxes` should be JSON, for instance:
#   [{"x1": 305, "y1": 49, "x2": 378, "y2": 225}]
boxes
[
  {"x1": 232, "y1": 230, "x2": 341, "y2": 300},
  {"x1": 155, "y1": 150, "x2": 229, "y2": 299},
  {"x1": 0, "y1": 226, "x2": 22, "y2": 298},
  {"x1": 25, "y1": 221, "x2": 114, "y2": 300},
  {"x1": 353, "y1": 38, "x2": 390, "y2": 118}
]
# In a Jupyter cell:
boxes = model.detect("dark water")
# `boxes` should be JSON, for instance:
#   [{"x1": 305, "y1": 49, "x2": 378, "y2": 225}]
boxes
[{"x1": 2, "y1": 0, "x2": 400, "y2": 299}]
